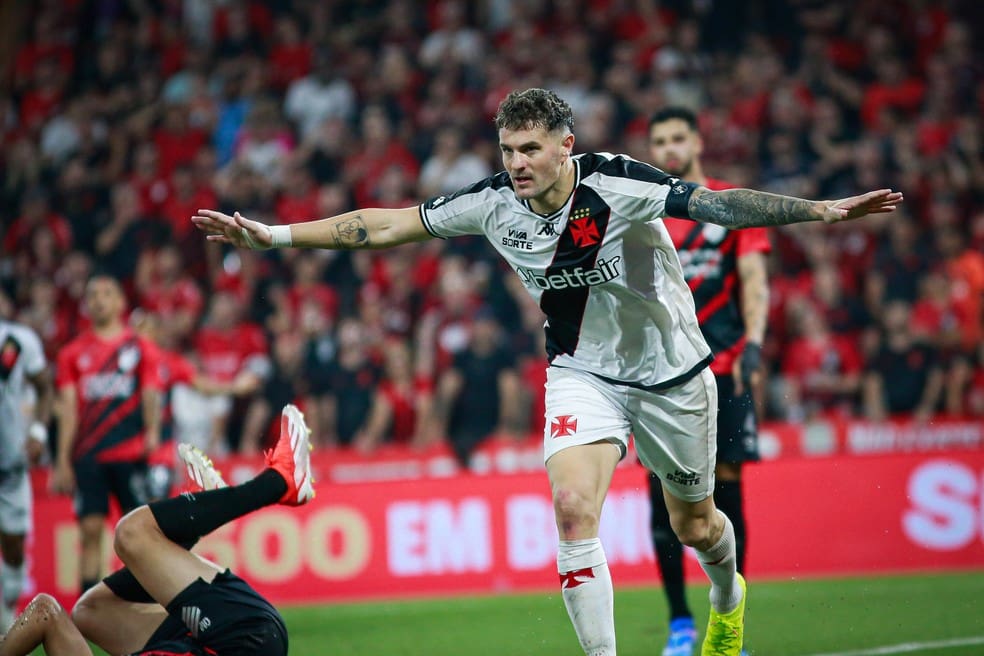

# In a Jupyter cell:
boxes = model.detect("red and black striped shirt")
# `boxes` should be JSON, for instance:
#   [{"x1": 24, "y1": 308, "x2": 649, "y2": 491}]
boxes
[
  {"x1": 662, "y1": 178, "x2": 771, "y2": 376},
  {"x1": 56, "y1": 328, "x2": 162, "y2": 462}
]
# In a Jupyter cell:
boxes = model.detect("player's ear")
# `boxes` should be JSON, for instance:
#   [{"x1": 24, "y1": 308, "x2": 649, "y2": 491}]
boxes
[{"x1": 562, "y1": 131, "x2": 575, "y2": 157}]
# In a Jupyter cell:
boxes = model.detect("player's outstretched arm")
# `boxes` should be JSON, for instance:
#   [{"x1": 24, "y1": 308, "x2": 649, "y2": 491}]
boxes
[
  {"x1": 191, "y1": 206, "x2": 431, "y2": 251},
  {"x1": 687, "y1": 187, "x2": 903, "y2": 229}
]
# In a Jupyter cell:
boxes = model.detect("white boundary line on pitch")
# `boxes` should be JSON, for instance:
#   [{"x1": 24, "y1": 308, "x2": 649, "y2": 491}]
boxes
[{"x1": 803, "y1": 635, "x2": 984, "y2": 656}]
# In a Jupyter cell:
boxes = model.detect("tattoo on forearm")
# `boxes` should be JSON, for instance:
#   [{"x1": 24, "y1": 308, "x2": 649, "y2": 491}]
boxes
[
  {"x1": 332, "y1": 215, "x2": 370, "y2": 249},
  {"x1": 689, "y1": 188, "x2": 823, "y2": 228}
]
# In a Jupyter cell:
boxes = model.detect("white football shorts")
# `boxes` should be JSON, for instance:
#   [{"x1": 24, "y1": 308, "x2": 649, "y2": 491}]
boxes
[{"x1": 542, "y1": 365, "x2": 718, "y2": 502}]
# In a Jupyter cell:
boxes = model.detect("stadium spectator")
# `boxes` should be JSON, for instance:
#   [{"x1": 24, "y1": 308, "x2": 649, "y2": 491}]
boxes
[
  {"x1": 192, "y1": 290, "x2": 270, "y2": 452},
  {"x1": 433, "y1": 308, "x2": 524, "y2": 466},
  {"x1": 134, "y1": 245, "x2": 204, "y2": 348},
  {"x1": 306, "y1": 317, "x2": 379, "y2": 448},
  {"x1": 94, "y1": 182, "x2": 167, "y2": 286},
  {"x1": 418, "y1": 126, "x2": 494, "y2": 198},
  {"x1": 779, "y1": 300, "x2": 864, "y2": 420},
  {"x1": 51, "y1": 274, "x2": 163, "y2": 595},
  {"x1": 645, "y1": 106, "x2": 771, "y2": 656},
  {"x1": 239, "y1": 331, "x2": 311, "y2": 456},
  {"x1": 194, "y1": 86, "x2": 904, "y2": 656},
  {"x1": 130, "y1": 309, "x2": 258, "y2": 499},
  {"x1": 863, "y1": 300, "x2": 944, "y2": 422},
  {"x1": 283, "y1": 49, "x2": 356, "y2": 142},
  {"x1": 353, "y1": 338, "x2": 435, "y2": 454}
]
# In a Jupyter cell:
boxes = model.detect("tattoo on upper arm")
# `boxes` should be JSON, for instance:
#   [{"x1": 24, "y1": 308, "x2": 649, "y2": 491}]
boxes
[
  {"x1": 332, "y1": 215, "x2": 370, "y2": 249},
  {"x1": 688, "y1": 188, "x2": 822, "y2": 229}
]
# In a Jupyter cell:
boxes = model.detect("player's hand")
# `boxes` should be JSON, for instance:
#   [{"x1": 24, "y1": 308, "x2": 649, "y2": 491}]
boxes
[
  {"x1": 732, "y1": 341, "x2": 762, "y2": 396},
  {"x1": 25, "y1": 438, "x2": 45, "y2": 466},
  {"x1": 192, "y1": 210, "x2": 273, "y2": 249},
  {"x1": 231, "y1": 371, "x2": 261, "y2": 396},
  {"x1": 50, "y1": 460, "x2": 75, "y2": 495},
  {"x1": 822, "y1": 189, "x2": 903, "y2": 224}
]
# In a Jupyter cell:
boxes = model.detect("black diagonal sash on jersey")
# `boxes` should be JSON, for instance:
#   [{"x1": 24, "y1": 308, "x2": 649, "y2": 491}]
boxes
[{"x1": 540, "y1": 187, "x2": 612, "y2": 361}]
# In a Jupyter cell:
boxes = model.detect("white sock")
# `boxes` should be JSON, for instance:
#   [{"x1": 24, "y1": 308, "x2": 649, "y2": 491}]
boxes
[
  {"x1": 557, "y1": 538, "x2": 616, "y2": 656},
  {"x1": 696, "y1": 511, "x2": 742, "y2": 613},
  {"x1": 1, "y1": 563, "x2": 25, "y2": 607}
]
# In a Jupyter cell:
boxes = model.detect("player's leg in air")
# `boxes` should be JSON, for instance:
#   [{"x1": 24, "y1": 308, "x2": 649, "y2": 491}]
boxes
[
  {"x1": 76, "y1": 404, "x2": 313, "y2": 656},
  {"x1": 648, "y1": 473, "x2": 697, "y2": 656},
  {"x1": 634, "y1": 369, "x2": 745, "y2": 656},
  {"x1": 72, "y1": 444, "x2": 230, "y2": 654}
]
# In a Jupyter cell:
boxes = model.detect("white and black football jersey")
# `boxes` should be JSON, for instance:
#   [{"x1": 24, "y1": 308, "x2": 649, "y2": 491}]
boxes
[
  {"x1": 0, "y1": 320, "x2": 46, "y2": 469},
  {"x1": 419, "y1": 152, "x2": 712, "y2": 389}
]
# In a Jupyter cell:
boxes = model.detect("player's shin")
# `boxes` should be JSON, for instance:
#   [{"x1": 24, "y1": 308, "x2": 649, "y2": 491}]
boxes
[
  {"x1": 558, "y1": 538, "x2": 616, "y2": 656},
  {"x1": 695, "y1": 511, "x2": 741, "y2": 613}
]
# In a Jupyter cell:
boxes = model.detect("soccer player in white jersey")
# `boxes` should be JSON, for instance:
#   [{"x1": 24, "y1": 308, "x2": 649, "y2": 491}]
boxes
[
  {"x1": 0, "y1": 319, "x2": 53, "y2": 629},
  {"x1": 193, "y1": 88, "x2": 903, "y2": 656}
]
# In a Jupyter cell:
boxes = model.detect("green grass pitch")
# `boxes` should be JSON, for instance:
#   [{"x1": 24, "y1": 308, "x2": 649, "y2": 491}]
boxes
[
  {"x1": 281, "y1": 571, "x2": 984, "y2": 655},
  {"x1": 71, "y1": 570, "x2": 984, "y2": 655}
]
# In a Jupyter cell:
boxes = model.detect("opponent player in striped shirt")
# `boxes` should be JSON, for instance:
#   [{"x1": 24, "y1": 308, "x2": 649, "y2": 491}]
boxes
[
  {"x1": 193, "y1": 88, "x2": 902, "y2": 656},
  {"x1": 647, "y1": 107, "x2": 770, "y2": 656},
  {"x1": 51, "y1": 274, "x2": 163, "y2": 595}
]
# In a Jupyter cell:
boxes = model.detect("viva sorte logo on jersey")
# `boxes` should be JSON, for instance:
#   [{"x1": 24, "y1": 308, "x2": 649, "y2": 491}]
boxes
[{"x1": 517, "y1": 256, "x2": 622, "y2": 291}]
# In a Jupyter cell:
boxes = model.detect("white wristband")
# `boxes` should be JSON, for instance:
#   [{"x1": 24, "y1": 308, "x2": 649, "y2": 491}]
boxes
[
  {"x1": 269, "y1": 224, "x2": 293, "y2": 248},
  {"x1": 28, "y1": 421, "x2": 48, "y2": 445}
]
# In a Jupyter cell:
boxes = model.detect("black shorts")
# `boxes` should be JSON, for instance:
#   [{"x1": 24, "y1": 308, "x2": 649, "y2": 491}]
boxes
[
  {"x1": 136, "y1": 570, "x2": 287, "y2": 656},
  {"x1": 73, "y1": 459, "x2": 147, "y2": 518},
  {"x1": 714, "y1": 374, "x2": 760, "y2": 464}
]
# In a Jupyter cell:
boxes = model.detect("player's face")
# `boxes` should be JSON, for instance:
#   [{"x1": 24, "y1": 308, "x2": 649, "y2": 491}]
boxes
[
  {"x1": 649, "y1": 118, "x2": 702, "y2": 178},
  {"x1": 84, "y1": 278, "x2": 125, "y2": 326},
  {"x1": 499, "y1": 125, "x2": 573, "y2": 203}
]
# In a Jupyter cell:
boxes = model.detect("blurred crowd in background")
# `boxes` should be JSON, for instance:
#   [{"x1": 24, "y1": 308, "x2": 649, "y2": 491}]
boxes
[{"x1": 1, "y1": 0, "x2": 982, "y2": 465}]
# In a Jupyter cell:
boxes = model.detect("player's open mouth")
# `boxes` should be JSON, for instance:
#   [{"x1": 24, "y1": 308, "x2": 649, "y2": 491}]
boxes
[{"x1": 514, "y1": 176, "x2": 532, "y2": 185}]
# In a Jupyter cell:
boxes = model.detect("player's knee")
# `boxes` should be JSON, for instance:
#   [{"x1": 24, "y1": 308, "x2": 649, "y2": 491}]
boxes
[
  {"x1": 72, "y1": 585, "x2": 105, "y2": 638},
  {"x1": 671, "y1": 514, "x2": 715, "y2": 550},
  {"x1": 113, "y1": 507, "x2": 155, "y2": 561},
  {"x1": 25, "y1": 593, "x2": 66, "y2": 622},
  {"x1": 552, "y1": 486, "x2": 599, "y2": 535}
]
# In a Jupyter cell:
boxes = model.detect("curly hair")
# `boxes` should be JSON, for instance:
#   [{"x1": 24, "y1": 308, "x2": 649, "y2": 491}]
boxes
[{"x1": 494, "y1": 88, "x2": 574, "y2": 133}]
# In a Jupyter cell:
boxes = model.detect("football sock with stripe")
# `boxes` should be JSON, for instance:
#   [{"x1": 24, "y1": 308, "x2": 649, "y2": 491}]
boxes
[
  {"x1": 149, "y1": 469, "x2": 287, "y2": 545},
  {"x1": 696, "y1": 510, "x2": 742, "y2": 613},
  {"x1": 558, "y1": 538, "x2": 616, "y2": 656}
]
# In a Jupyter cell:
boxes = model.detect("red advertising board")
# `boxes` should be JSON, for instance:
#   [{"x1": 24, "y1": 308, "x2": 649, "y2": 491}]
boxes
[{"x1": 28, "y1": 451, "x2": 984, "y2": 612}]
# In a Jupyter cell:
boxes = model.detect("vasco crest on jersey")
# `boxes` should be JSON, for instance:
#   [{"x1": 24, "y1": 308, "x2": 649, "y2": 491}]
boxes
[{"x1": 569, "y1": 207, "x2": 601, "y2": 248}]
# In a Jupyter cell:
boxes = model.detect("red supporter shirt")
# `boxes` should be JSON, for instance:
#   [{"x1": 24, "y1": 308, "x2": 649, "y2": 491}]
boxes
[
  {"x1": 139, "y1": 277, "x2": 204, "y2": 323},
  {"x1": 378, "y1": 377, "x2": 432, "y2": 443},
  {"x1": 662, "y1": 178, "x2": 771, "y2": 376},
  {"x1": 4, "y1": 212, "x2": 73, "y2": 253},
  {"x1": 55, "y1": 329, "x2": 162, "y2": 463},
  {"x1": 781, "y1": 334, "x2": 862, "y2": 390},
  {"x1": 154, "y1": 127, "x2": 207, "y2": 177},
  {"x1": 193, "y1": 323, "x2": 268, "y2": 383},
  {"x1": 161, "y1": 186, "x2": 217, "y2": 241}
]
